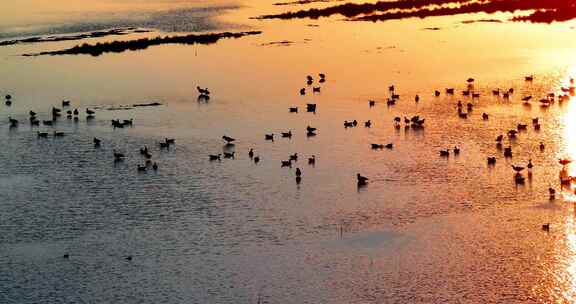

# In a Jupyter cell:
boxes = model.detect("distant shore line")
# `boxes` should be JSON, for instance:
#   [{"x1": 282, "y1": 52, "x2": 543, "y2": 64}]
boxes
[{"x1": 22, "y1": 31, "x2": 263, "y2": 57}]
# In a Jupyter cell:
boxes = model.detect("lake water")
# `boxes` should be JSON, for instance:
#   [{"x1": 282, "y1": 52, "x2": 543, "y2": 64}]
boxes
[{"x1": 3, "y1": 1, "x2": 576, "y2": 303}]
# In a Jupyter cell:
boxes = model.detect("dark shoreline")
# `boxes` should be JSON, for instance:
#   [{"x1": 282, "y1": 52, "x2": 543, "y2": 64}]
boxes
[
  {"x1": 0, "y1": 28, "x2": 150, "y2": 47},
  {"x1": 22, "y1": 31, "x2": 263, "y2": 57}
]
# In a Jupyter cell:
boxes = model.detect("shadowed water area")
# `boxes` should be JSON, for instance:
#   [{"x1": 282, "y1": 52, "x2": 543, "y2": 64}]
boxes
[{"x1": 5, "y1": 0, "x2": 576, "y2": 303}]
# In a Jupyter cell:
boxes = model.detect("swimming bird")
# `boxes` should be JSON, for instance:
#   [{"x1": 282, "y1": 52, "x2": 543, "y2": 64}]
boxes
[
  {"x1": 504, "y1": 147, "x2": 513, "y2": 157},
  {"x1": 29, "y1": 110, "x2": 36, "y2": 116},
  {"x1": 197, "y1": 86, "x2": 210, "y2": 95},
  {"x1": 86, "y1": 108, "x2": 95, "y2": 115},
  {"x1": 73, "y1": 109, "x2": 79, "y2": 115},
  {"x1": 248, "y1": 148, "x2": 254, "y2": 159},
  {"x1": 165, "y1": 138, "x2": 175, "y2": 145},
  {"x1": 415, "y1": 95, "x2": 420, "y2": 102},
  {"x1": 369, "y1": 100, "x2": 375, "y2": 107},
  {"x1": 289, "y1": 107, "x2": 298, "y2": 113},
  {"x1": 306, "y1": 126, "x2": 316, "y2": 133},
  {"x1": 542, "y1": 223, "x2": 550, "y2": 232},
  {"x1": 62, "y1": 100, "x2": 70, "y2": 107},
  {"x1": 525, "y1": 75, "x2": 534, "y2": 81},
  {"x1": 467, "y1": 78, "x2": 474, "y2": 83},
  {"x1": 94, "y1": 137, "x2": 101, "y2": 147},
  {"x1": 522, "y1": 96, "x2": 532, "y2": 102},
  {"x1": 357, "y1": 174, "x2": 368, "y2": 186},
  {"x1": 371, "y1": 144, "x2": 384, "y2": 150},
  {"x1": 559, "y1": 159, "x2": 571, "y2": 166},
  {"x1": 159, "y1": 142, "x2": 169, "y2": 149},
  {"x1": 281, "y1": 160, "x2": 292, "y2": 168},
  {"x1": 446, "y1": 88, "x2": 454, "y2": 94},
  {"x1": 434, "y1": 90, "x2": 440, "y2": 97},
  {"x1": 453, "y1": 146, "x2": 460, "y2": 155},
  {"x1": 440, "y1": 150, "x2": 449, "y2": 157},
  {"x1": 385, "y1": 143, "x2": 393, "y2": 149},
  {"x1": 496, "y1": 135, "x2": 503, "y2": 142},
  {"x1": 265, "y1": 134, "x2": 274, "y2": 141},
  {"x1": 308, "y1": 155, "x2": 315, "y2": 165},
  {"x1": 482, "y1": 113, "x2": 489, "y2": 120},
  {"x1": 487, "y1": 157, "x2": 496, "y2": 165},
  {"x1": 113, "y1": 151, "x2": 125, "y2": 160},
  {"x1": 254, "y1": 156, "x2": 260, "y2": 164},
  {"x1": 511, "y1": 165, "x2": 524, "y2": 173},
  {"x1": 53, "y1": 131, "x2": 64, "y2": 137},
  {"x1": 300, "y1": 88, "x2": 306, "y2": 95},
  {"x1": 539, "y1": 142, "x2": 545, "y2": 151},
  {"x1": 42, "y1": 120, "x2": 53, "y2": 126},
  {"x1": 281, "y1": 131, "x2": 292, "y2": 138},
  {"x1": 306, "y1": 103, "x2": 316, "y2": 112},
  {"x1": 37, "y1": 131, "x2": 48, "y2": 138},
  {"x1": 472, "y1": 93, "x2": 480, "y2": 98},
  {"x1": 527, "y1": 159, "x2": 533, "y2": 169},
  {"x1": 209, "y1": 154, "x2": 221, "y2": 161},
  {"x1": 364, "y1": 120, "x2": 371, "y2": 128},
  {"x1": 344, "y1": 121, "x2": 354, "y2": 128},
  {"x1": 137, "y1": 165, "x2": 147, "y2": 172},
  {"x1": 8, "y1": 117, "x2": 18, "y2": 127},
  {"x1": 223, "y1": 152, "x2": 235, "y2": 159},
  {"x1": 152, "y1": 162, "x2": 158, "y2": 171},
  {"x1": 312, "y1": 87, "x2": 321, "y2": 93},
  {"x1": 289, "y1": 153, "x2": 298, "y2": 162},
  {"x1": 222, "y1": 136, "x2": 235, "y2": 144}
]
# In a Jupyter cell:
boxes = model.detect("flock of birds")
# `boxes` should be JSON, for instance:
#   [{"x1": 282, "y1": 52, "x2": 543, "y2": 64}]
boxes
[
  {"x1": 5, "y1": 95, "x2": 178, "y2": 173},
  {"x1": 4, "y1": 72, "x2": 576, "y2": 232}
]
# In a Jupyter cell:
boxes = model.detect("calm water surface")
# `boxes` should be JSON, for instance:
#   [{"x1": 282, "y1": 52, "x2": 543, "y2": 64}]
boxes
[{"x1": 4, "y1": 1, "x2": 576, "y2": 303}]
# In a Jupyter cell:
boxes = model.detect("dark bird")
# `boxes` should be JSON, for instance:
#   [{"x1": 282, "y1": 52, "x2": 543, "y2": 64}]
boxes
[
  {"x1": 159, "y1": 142, "x2": 169, "y2": 149},
  {"x1": 113, "y1": 151, "x2": 125, "y2": 160},
  {"x1": 254, "y1": 156, "x2": 260, "y2": 164},
  {"x1": 306, "y1": 126, "x2": 317, "y2": 133},
  {"x1": 209, "y1": 154, "x2": 221, "y2": 161},
  {"x1": 29, "y1": 110, "x2": 36, "y2": 116},
  {"x1": 73, "y1": 109, "x2": 79, "y2": 115},
  {"x1": 453, "y1": 146, "x2": 460, "y2": 155},
  {"x1": 385, "y1": 143, "x2": 393, "y2": 149},
  {"x1": 511, "y1": 165, "x2": 524, "y2": 172},
  {"x1": 53, "y1": 131, "x2": 64, "y2": 137},
  {"x1": 281, "y1": 131, "x2": 292, "y2": 138},
  {"x1": 312, "y1": 87, "x2": 321, "y2": 93},
  {"x1": 527, "y1": 159, "x2": 533, "y2": 169},
  {"x1": 300, "y1": 88, "x2": 306, "y2": 95},
  {"x1": 371, "y1": 144, "x2": 384, "y2": 150},
  {"x1": 504, "y1": 147, "x2": 513, "y2": 158},
  {"x1": 542, "y1": 223, "x2": 550, "y2": 232},
  {"x1": 440, "y1": 150, "x2": 449, "y2": 157},
  {"x1": 369, "y1": 100, "x2": 375, "y2": 107},
  {"x1": 482, "y1": 113, "x2": 489, "y2": 120},
  {"x1": 289, "y1": 107, "x2": 298, "y2": 113},
  {"x1": 94, "y1": 137, "x2": 101, "y2": 147},
  {"x1": 86, "y1": 108, "x2": 95, "y2": 115},
  {"x1": 222, "y1": 136, "x2": 235, "y2": 144},
  {"x1": 152, "y1": 162, "x2": 158, "y2": 171},
  {"x1": 539, "y1": 142, "x2": 545, "y2": 151},
  {"x1": 308, "y1": 155, "x2": 315, "y2": 165},
  {"x1": 197, "y1": 86, "x2": 210, "y2": 95},
  {"x1": 295, "y1": 168, "x2": 302, "y2": 177},
  {"x1": 364, "y1": 120, "x2": 371, "y2": 128},
  {"x1": 224, "y1": 152, "x2": 235, "y2": 159},
  {"x1": 62, "y1": 100, "x2": 70, "y2": 107},
  {"x1": 289, "y1": 153, "x2": 298, "y2": 162},
  {"x1": 265, "y1": 134, "x2": 274, "y2": 141},
  {"x1": 37, "y1": 131, "x2": 48, "y2": 138},
  {"x1": 137, "y1": 165, "x2": 147, "y2": 172},
  {"x1": 306, "y1": 103, "x2": 316, "y2": 112},
  {"x1": 248, "y1": 148, "x2": 254, "y2": 159},
  {"x1": 487, "y1": 157, "x2": 496, "y2": 165},
  {"x1": 357, "y1": 173, "x2": 368, "y2": 186},
  {"x1": 281, "y1": 160, "x2": 292, "y2": 167},
  {"x1": 434, "y1": 90, "x2": 441, "y2": 97}
]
